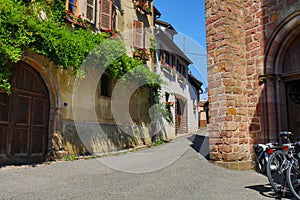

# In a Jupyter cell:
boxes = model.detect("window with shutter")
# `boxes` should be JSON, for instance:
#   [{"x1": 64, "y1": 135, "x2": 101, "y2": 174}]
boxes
[
  {"x1": 66, "y1": 0, "x2": 78, "y2": 15},
  {"x1": 100, "y1": 0, "x2": 116, "y2": 31},
  {"x1": 86, "y1": 0, "x2": 95, "y2": 23},
  {"x1": 133, "y1": 20, "x2": 144, "y2": 48}
]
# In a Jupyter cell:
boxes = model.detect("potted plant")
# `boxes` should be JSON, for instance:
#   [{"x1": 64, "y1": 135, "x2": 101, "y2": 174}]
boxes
[
  {"x1": 101, "y1": 29, "x2": 117, "y2": 38},
  {"x1": 162, "y1": 63, "x2": 176, "y2": 76},
  {"x1": 133, "y1": 0, "x2": 151, "y2": 15},
  {"x1": 133, "y1": 48, "x2": 150, "y2": 61},
  {"x1": 65, "y1": 10, "x2": 86, "y2": 28},
  {"x1": 178, "y1": 74, "x2": 186, "y2": 84},
  {"x1": 166, "y1": 101, "x2": 174, "y2": 108}
]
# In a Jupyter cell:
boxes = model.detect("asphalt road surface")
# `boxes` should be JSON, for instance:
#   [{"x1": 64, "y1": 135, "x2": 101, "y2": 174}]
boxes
[{"x1": 0, "y1": 133, "x2": 294, "y2": 200}]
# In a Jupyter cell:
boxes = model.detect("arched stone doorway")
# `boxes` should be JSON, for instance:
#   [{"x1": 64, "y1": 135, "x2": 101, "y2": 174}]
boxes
[
  {"x1": 0, "y1": 55, "x2": 61, "y2": 165},
  {"x1": 0, "y1": 61, "x2": 49, "y2": 165},
  {"x1": 265, "y1": 13, "x2": 300, "y2": 141},
  {"x1": 283, "y1": 34, "x2": 300, "y2": 136}
]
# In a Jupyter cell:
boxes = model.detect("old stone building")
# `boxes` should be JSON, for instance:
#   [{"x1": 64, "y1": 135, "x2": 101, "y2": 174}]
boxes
[
  {"x1": 206, "y1": 0, "x2": 300, "y2": 169},
  {"x1": 0, "y1": 0, "x2": 204, "y2": 166},
  {"x1": 0, "y1": 0, "x2": 157, "y2": 165}
]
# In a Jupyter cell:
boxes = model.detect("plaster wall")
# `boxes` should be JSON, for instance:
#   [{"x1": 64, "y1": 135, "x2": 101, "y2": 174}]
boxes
[{"x1": 23, "y1": 51, "x2": 153, "y2": 155}]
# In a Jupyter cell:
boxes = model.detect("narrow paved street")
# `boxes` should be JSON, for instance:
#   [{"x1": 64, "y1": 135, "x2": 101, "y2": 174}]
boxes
[{"x1": 0, "y1": 131, "x2": 291, "y2": 200}]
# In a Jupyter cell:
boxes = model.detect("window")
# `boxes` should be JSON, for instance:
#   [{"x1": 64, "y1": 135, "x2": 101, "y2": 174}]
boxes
[
  {"x1": 86, "y1": 0, "x2": 95, "y2": 23},
  {"x1": 100, "y1": 0, "x2": 116, "y2": 31},
  {"x1": 133, "y1": 20, "x2": 144, "y2": 48},
  {"x1": 100, "y1": 73, "x2": 113, "y2": 97},
  {"x1": 66, "y1": 0, "x2": 78, "y2": 15},
  {"x1": 165, "y1": 52, "x2": 170, "y2": 65},
  {"x1": 172, "y1": 55, "x2": 176, "y2": 66},
  {"x1": 181, "y1": 64, "x2": 186, "y2": 77},
  {"x1": 176, "y1": 60, "x2": 180, "y2": 72},
  {"x1": 157, "y1": 49, "x2": 161, "y2": 63},
  {"x1": 65, "y1": 0, "x2": 97, "y2": 26}
]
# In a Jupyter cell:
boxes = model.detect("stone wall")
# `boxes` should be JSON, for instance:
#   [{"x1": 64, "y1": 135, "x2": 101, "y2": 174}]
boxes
[
  {"x1": 205, "y1": 0, "x2": 300, "y2": 169},
  {"x1": 61, "y1": 120, "x2": 152, "y2": 155}
]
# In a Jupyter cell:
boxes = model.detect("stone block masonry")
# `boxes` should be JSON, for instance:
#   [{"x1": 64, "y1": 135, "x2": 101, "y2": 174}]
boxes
[{"x1": 205, "y1": 0, "x2": 300, "y2": 169}]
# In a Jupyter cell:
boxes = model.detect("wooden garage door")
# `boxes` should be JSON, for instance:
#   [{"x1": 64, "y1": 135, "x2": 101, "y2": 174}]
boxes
[{"x1": 0, "y1": 62, "x2": 49, "y2": 165}]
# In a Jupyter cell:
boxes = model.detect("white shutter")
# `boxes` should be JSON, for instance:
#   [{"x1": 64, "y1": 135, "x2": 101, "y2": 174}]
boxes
[{"x1": 86, "y1": 0, "x2": 95, "y2": 23}]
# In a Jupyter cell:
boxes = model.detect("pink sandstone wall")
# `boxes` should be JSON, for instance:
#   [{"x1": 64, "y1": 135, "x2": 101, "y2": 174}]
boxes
[{"x1": 206, "y1": 0, "x2": 300, "y2": 169}]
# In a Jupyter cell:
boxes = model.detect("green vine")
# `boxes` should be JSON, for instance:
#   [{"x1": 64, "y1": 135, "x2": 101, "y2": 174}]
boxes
[
  {"x1": 0, "y1": 57, "x2": 12, "y2": 94},
  {"x1": 0, "y1": 0, "x2": 162, "y2": 93},
  {"x1": 0, "y1": 0, "x2": 172, "y2": 145}
]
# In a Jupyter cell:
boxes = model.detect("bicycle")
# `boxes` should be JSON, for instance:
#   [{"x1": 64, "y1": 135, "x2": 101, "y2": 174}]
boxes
[
  {"x1": 286, "y1": 142, "x2": 300, "y2": 199},
  {"x1": 266, "y1": 144, "x2": 293, "y2": 195},
  {"x1": 265, "y1": 131, "x2": 295, "y2": 194},
  {"x1": 254, "y1": 143, "x2": 276, "y2": 173}
]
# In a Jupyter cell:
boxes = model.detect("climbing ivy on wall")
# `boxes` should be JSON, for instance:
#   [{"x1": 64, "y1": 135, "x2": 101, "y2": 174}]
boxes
[{"x1": 0, "y1": 0, "x2": 162, "y2": 93}]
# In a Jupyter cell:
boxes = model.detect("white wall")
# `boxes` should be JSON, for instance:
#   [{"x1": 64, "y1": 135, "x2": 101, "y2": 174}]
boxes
[{"x1": 156, "y1": 63, "x2": 199, "y2": 136}]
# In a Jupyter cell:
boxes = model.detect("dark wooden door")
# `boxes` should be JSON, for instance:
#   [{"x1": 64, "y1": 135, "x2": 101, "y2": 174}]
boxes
[
  {"x1": 286, "y1": 80, "x2": 300, "y2": 138},
  {"x1": 0, "y1": 62, "x2": 49, "y2": 165}
]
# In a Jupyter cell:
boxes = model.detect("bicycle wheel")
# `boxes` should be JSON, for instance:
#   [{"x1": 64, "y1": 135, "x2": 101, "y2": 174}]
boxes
[
  {"x1": 286, "y1": 159, "x2": 300, "y2": 199},
  {"x1": 266, "y1": 150, "x2": 287, "y2": 194}
]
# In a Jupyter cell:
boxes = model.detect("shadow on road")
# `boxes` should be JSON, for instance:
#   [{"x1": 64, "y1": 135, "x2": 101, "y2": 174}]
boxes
[
  {"x1": 245, "y1": 184, "x2": 296, "y2": 200},
  {"x1": 187, "y1": 134, "x2": 210, "y2": 160}
]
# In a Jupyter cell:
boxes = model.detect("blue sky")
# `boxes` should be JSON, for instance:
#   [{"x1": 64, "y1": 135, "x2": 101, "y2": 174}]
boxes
[
  {"x1": 154, "y1": 0, "x2": 206, "y2": 48},
  {"x1": 154, "y1": 1, "x2": 208, "y2": 100}
]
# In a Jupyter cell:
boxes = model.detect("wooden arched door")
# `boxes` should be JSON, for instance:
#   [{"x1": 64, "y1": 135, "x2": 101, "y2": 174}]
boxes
[
  {"x1": 0, "y1": 61, "x2": 49, "y2": 165},
  {"x1": 282, "y1": 34, "x2": 300, "y2": 138}
]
